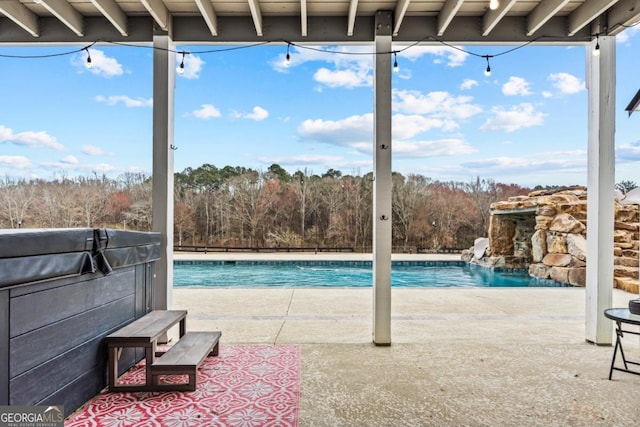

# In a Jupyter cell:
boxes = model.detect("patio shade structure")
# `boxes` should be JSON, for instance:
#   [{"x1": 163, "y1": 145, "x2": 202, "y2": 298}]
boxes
[{"x1": 2, "y1": 0, "x2": 638, "y2": 345}]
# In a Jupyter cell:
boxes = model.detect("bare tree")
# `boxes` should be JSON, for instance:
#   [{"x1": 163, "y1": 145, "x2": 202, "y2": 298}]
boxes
[
  {"x1": 0, "y1": 177, "x2": 35, "y2": 228},
  {"x1": 392, "y1": 173, "x2": 430, "y2": 251}
]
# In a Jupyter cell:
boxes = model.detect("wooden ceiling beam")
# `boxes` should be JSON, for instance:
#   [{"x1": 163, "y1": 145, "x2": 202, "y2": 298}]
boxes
[
  {"x1": 0, "y1": 0, "x2": 39, "y2": 37},
  {"x1": 568, "y1": 0, "x2": 619, "y2": 36},
  {"x1": 347, "y1": 0, "x2": 358, "y2": 36},
  {"x1": 482, "y1": 0, "x2": 518, "y2": 36},
  {"x1": 526, "y1": 0, "x2": 570, "y2": 36},
  {"x1": 89, "y1": 0, "x2": 127, "y2": 36},
  {"x1": 393, "y1": 0, "x2": 411, "y2": 36},
  {"x1": 606, "y1": 0, "x2": 640, "y2": 35},
  {"x1": 438, "y1": 0, "x2": 464, "y2": 36},
  {"x1": 301, "y1": 0, "x2": 307, "y2": 36},
  {"x1": 194, "y1": 0, "x2": 218, "y2": 36},
  {"x1": 36, "y1": 0, "x2": 83, "y2": 36},
  {"x1": 247, "y1": 0, "x2": 263, "y2": 36},
  {"x1": 140, "y1": 0, "x2": 170, "y2": 31}
]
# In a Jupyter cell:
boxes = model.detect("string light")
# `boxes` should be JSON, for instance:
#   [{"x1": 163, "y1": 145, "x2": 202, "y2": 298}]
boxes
[
  {"x1": 489, "y1": 0, "x2": 499, "y2": 10},
  {"x1": 178, "y1": 51, "x2": 186, "y2": 74},
  {"x1": 593, "y1": 34, "x2": 600, "y2": 56},
  {"x1": 285, "y1": 43, "x2": 291, "y2": 66},
  {"x1": 393, "y1": 52, "x2": 398, "y2": 73},
  {"x1": 84, "y1": 48, "x2": 92, "y2": 69},
  {"x1": 0, "y1": 35, "x2": 571, "y2": 80},
  {"x1": 483, "y1": 55, "x2": 492, "y2": 77}
]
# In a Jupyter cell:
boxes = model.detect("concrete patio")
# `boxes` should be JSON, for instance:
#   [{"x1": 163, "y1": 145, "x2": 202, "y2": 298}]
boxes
[{"x1": 171, "y1": 253, "x2": 640, "y2": 426}]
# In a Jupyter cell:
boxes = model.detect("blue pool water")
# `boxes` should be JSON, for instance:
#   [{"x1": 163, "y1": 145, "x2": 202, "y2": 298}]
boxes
[{"x1": 173, "y1": 261, "x2": 563, "y2": 288}]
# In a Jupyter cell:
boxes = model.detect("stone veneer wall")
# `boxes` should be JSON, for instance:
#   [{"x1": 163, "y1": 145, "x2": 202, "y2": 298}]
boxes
[{"x1": 464, "y1": 187, "x2": 639, "y2": 293}]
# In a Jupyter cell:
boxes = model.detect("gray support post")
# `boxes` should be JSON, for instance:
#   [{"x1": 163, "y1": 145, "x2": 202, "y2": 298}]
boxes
[
  {"x1": 372, "y1": 10, "x2": 393, "y2": 345},
  {"x1": 585, "y1": 36, "x2": 615, "y2": 345},
  {"x1": 151, "y1": 31, "x2": 176, "y2": 312}
]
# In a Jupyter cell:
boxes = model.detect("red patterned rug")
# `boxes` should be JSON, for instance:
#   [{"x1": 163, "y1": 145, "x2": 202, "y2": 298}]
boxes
[{"x1": 66, "y1": 345, "x2": 301, "y2": 427}]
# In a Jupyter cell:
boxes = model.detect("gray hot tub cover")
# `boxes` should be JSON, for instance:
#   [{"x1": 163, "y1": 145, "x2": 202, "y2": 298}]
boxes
[{"x1": 0, "y1": 228, "x2": 161, "y2": 288}]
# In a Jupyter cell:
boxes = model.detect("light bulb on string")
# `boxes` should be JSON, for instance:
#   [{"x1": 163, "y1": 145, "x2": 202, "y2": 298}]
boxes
[
  {"x1": 593, "y1": 35, "x2": 600, "y2": 56},
  {"x1": 85, "y1": 48, "x2": 92, "y2": 69},
  {"x1": 483, "y1": 55, "x2": 492, "y2": 77},
  {"x1": 489, "y1": 0, "x2": 499, "y2": 10},
  {"x1": 285, "y1": 43, "x2": 291, "y2": 66},
  {"x1": 178, "y1": 52, "x2": 186, "y2": 75},
  {"x1": 393, "y1": 52, "x2": 399, "y2": 73}
]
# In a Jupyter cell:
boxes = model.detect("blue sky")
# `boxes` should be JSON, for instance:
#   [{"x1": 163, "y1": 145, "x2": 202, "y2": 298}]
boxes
[{"x1": 1, "y1": 27, "x2": 639, "y2": 188}]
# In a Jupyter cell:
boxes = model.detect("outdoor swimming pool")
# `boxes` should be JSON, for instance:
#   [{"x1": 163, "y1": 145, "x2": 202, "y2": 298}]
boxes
[{"x1": 173, "y1": 261, "x2": 564, "y2": 288}]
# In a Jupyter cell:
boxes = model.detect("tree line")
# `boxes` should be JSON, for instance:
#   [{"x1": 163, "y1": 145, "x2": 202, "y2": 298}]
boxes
[{"x1": 0, "y1": 165, "x2": 532, "y2": 252}]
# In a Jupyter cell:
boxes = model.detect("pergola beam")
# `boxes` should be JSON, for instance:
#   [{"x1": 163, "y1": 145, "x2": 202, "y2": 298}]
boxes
[
  {"x1": 0, "y1": 15, "x2": 598, "y2": 44},
  {"x1": 247, "y1": 0, "x2": 263, "y2": 36},
  {"x1": 300, "y1": 0, "x2": 307, "y2": 36},
  {"x1": 347, "y1": 0, "x2": 358, "y2": 36},
  {"x1": 194, "y1": 0, "x2": 218, "y2": 36},
  {"x1": 89, "y1": 0, "x2": 127, "y2": 36},
  {"x1": 437, "y1": 0, "x2": 464, "y2": 36},
  {"x1": 606, "y1": 0, "x2": 640, "y2": 35},
  {"x1": 0, "y1": 0, "x2": 39, "y2": 37},
  {"x1": 482, "y1": 0, "x2": 518, "y2": 36},
  {"x1": 140, "y1": 0, "x2": 170, "y2": 31},
  {"x1": 393, "y1": 0, "x2": 411, "y2": 36},
  {"x1": 568, "y1": 0, "x2": 620, "y2": 36},
  {"x1": 526, "y1": 0, "x2": 570, "y2": 36},
  {"x1": 36, "y1": 0, "x2": 83, "y2": 36}
]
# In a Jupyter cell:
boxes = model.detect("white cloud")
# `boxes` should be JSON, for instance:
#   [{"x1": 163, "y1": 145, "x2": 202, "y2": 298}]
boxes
[
  {"x1": 548, "y1": 72, "x2": 585, "y2": 95},
  {"x1": 231, "y1": 106, "x2": 270, "y2": 121},
  {"x1": 274, "y1": 44, "x2": 466, "y2": 89},
  {"x1": 616, "y1": 25, "x2": 640, "y2": 43},
  {"x1": 297, "y1": 112, "x2": 474, "y2": 157},
  {"x1": 258, "y1": 154, "x2": 347, "y2": 165},
  {"x1": 0, "y1": 125, "x2": 64, "y2": 150},
  {"x1": 481, "y1": 103, "x2": 545, "y2": 132},
  {"x1": 542, "y1": 91, "x2": 553, "y2": 98},
  {"x1": 272, "y1": 45, "x2": 329, "y2": 72},
  {"x1": 393, "y1": 114, "x2": 459, "y2": 138},
  {"x1": 458, "y1": 151, "x2": 587, "y2": 175},
  {"x1": 616, "y1": 140, "x2": 640, "y2": 162},
  {"x1": 41, "y1": 160, "x2": 117, "y2": 173},
  {"x1": 398, "y1": 45, "x2": 468, "y2": 67},
  {"x1": 298, "y1": 114, "x2": 372, "y2": 146},
  {"x1": 74, "y1": 49, "x2": 123, "y2": 77},
  {"x1": 191, "y1": 104, "x2": 222, "y2": 119},
  {"x1": 95, "y1": 95, "x2": 153, "y2": 108},
  {"x1": 245, "y1": 106, "x2": 269, "y2": 121},
  {"x1": 393, "y1": 138, "x2": 477, "y2": 158},
  {"x1": 393, "y1": 90, "x2": 483, "y2": 120},
  {"x1": 272, "y1": 45, "x2": 373, "y2": 73},
  {"x1": 178, "y1": 53, "x2": 204, "y2": 79},
  {"x1": 0, "y1": 155, "x2": 32, "y2": 169},
  {"x1": 420, "y1": 149, "x2": 588, "y2": 185},
  {"x1": 82, "y1": 145, "x2": 107, "y2": 156},
  {"x1": 314, "y1": 67, "x2": 372, "y2": 88},
  {"x1": 502, "y1": 77, "x2": 532, "y2": 96},
  {"x1": 60, "y1": 155, "x2": 78, "y2": 164},
  {"x1": 460, "y1": 79, "x2": 478, "y2": 90}
]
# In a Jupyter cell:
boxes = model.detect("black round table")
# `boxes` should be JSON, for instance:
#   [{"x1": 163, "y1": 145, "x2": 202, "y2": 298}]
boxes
[{"x1": 604, "y1": 308, "x2": 640, "y2": 380}]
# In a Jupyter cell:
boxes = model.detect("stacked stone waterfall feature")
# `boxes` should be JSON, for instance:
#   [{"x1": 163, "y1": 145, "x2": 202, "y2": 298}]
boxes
[{"x1": 463, "y1": 187, "x2": 639, "y2": 293}]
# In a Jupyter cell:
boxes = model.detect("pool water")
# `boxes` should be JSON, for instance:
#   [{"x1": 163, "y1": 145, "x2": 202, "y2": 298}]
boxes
[{"x1": 173, "y1": 261, "x2": 563, "y2": 288}]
